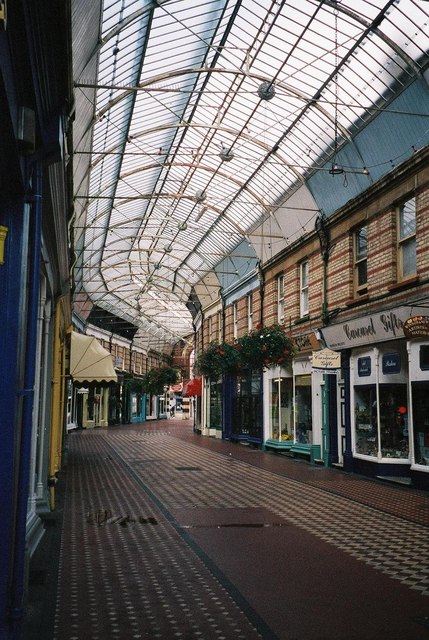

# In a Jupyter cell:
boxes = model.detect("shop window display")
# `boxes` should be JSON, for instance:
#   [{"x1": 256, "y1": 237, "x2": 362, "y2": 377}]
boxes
[
  {"x1": 420, "y1": 346, "x2": 429, "y2": 370},
  {"x1": 379, "y1": 385, "x2": 408, "y2": 458},
  {"x1": 412, "y1": 382, "x2": 429, "y2": 466},
  {"x1": 232, "y1": 370, "x2": 262, "y2": 439},
  {"x1": 354, "y1": 385, "x2": 378, "y2": 456},
  {"x1": 270, "y1": 377, "x2": 293, "y2": 442},
  {"x1": 209, "y1": 378, "x2": 222, "y2": 430},
  {"x1": 295, "y1": 375, "x2": 312, "y2": 444},
  {"x1": 354, "y1": 384, "x2": 409, "y2": 458},
  {"x1": 131, "y1": 394, "x2": 138, "y2": 418}
]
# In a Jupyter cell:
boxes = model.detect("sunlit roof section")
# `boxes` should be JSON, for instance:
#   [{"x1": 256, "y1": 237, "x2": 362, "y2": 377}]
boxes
[{"x1": 72, "y1": 0, "x2": 429, "y2": 352}]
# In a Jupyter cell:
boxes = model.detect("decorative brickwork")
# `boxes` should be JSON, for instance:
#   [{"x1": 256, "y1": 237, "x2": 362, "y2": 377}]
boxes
[{"x1": 197, "y1": 160, "x2": 429, "y2": 351}]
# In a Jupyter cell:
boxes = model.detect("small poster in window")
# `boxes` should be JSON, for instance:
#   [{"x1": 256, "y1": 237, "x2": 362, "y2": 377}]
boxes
[
  {"x1": 357, "y1": 356, "x2": 371, "y2": 376},
  {"x1": 382, "y1": 353, "x2": 401, "y2": 374}
]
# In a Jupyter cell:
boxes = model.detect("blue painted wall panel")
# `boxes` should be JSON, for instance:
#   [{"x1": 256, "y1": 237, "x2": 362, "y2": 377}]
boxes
[
  {"x1": 0, "y1": 196, "x2": 26, "y2": 639},
  {"x1": 215, "y1": 239, "x2": 258, "y2": 293},
  {"x1": 308, "y1": 78, "x2": 429, "y2": 217}
]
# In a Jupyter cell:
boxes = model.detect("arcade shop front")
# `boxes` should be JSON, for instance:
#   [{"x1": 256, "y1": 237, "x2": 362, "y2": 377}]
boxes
[{"x1": 320, "y1": 304, "x2": 429, "y2": 489}]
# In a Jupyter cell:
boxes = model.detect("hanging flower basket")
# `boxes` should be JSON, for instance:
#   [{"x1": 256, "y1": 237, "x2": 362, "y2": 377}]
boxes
[
  {"x1": 237, "y1": 324, "x2": 294, "y2": 370},
  {"x1": 195, "y1": 324, "x2": 294, "y2": 378},
  {"x1": 195, "y1": 341, "x2": 241, "y2": 378},
  {"x1": 143, "y1": 366, "x2": 179, "y2": 395},
  {"x1": 123, "y1": 375, "x2": 146, "y2": 394}
]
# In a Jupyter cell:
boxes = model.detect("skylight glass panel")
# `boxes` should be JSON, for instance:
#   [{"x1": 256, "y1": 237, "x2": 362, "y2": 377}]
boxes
[{"x1": 75, "y1": 0, "x2": 429, "y2": 348}]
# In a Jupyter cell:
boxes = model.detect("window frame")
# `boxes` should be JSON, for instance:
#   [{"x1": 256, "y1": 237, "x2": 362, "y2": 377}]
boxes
[
  {"x1": 397, "y1": 197, "x2": 416, "y2": 281},
  {"x1": 217, "y1": 310, "x2": 223, "y2": 342},
  {"x1": 247, "y1": 293, "x2": 253, "y2": 331},
  {"x1": 233, "y1": 301, "x2": 238, "y2": 339},
  {"x1": 353, "y1": 224, "x2": 368, "y2": 296},
  {"x1": 277, "y1": 273, "x2": 285, "y2": 324},
  {"x1": 299, "y1": 261, "x2": 309, "y2": 317}
]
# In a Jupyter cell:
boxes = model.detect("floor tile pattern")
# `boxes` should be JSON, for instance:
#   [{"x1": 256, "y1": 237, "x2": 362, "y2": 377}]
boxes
[
  {"x1": 108, "y1": 431, "x2": 429, "y2": 597},
  {"x1": 53, "y1": 433, "x2": 265, "y2": 640},
  {"x1": 51, "y1": 424, "x2": 429, "y2": 640},
  {"x1": 175, "y1": 428, "x2": 429, "y2": 527}
]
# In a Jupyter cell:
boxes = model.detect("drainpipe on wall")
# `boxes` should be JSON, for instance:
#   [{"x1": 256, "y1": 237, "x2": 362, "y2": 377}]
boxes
[
  {"x1": 257, "y1": 261, "x2": 265, "y2": 326},
  {"x1": 315, "y1": 214, "x2": 331, "y2": 467},
  {"x1": 129, "y1": 339, "x2": 134, "y2": 374},
  {"x1": 10, "y1": 164, "x2": 42, "y2": 635},
  {"x1": 220, "y1": 287, "x2": 225, "y2": 339},
  {"x1": 315, "y1": 214, "x2": 330, "y2": 327},
  {"x1": 342, "y1": 350, "x2": 353, "y2": 471}
]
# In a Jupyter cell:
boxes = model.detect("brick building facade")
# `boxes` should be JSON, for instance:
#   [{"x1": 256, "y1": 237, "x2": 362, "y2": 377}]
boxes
[{"x1": 193, "y1": 148, "x2": 429, "y2": 489}]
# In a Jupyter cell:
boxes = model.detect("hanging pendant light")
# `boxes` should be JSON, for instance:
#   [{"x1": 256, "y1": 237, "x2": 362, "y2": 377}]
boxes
[
  {"x1": 257, "y1": 80, "x2": 275, "y2": 101},
  {"x1": 219, "y1": 144, "x2": 234, "y2": 162},
  {"x1": 329, "y1": 163, "x2": 344, "y2": 175}
]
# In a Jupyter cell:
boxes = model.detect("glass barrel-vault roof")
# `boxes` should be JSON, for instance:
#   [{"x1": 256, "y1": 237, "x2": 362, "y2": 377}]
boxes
[{"x1": 72, "y1": 0, "x2": 429, "y2": 352}]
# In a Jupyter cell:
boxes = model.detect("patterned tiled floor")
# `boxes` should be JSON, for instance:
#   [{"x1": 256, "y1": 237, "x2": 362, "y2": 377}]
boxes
[
  {"x1": 108, "y1": 430, "x2": 429, "y2": 596},
  {"x1": 53, "y1": 432, "x2": 266, "y2": 640},
  {"x1": 48, "y1": 421, "x2": 429, "y2": 640},
  {"x1": 174, "y1": 427, "x2": 429, "y2": 527}
]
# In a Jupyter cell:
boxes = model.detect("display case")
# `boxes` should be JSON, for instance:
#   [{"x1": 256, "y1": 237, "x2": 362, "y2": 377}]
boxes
[
  {"x1": 295, "y1": 374, "x2": 312, "y2": 444},
  {"x1": 231, "y1": 369, "x2": 262, "y2": 441},
  {"x1": 412, "y1": 381, "x2": 429, "y2": 465},
  {"x1": 270, "y1": 376, "x2": 293, "y2": 442},
  {"x1": 354, "y1": 385, "x2": 378, "y2": 456},
  {"x1": 378, "y1": 384, "x2": 408, "y2": 458}
]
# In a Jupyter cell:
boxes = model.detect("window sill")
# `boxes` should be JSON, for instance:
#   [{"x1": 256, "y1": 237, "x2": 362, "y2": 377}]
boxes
[
  {"x1": 345, "y1": 294, "x2": 369, "y2": 308},
  {"x1": 294, "y1": 315, "x2": 310, "y2": 326},
  {"x1": 388, "y1": 276, "x2": 419, "y2": 293}
]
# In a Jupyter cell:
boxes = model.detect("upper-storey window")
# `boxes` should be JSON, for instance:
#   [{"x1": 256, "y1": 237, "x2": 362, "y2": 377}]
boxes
[
  {"x1": 277, "y1": 274, "x2": 285, "y2": 324},
  {"x1": 233, "y1": 301, "x2": 238, "y2": 339},
  {"x1": 354, "y1": 225, "x2": 368, "y2": 296},
  {"x1": 247, "y1": 293, "x2": 253, "y2": 331},
  {"x1": 398, "y1": 197, "x2": 416, "y2": 280},
  {"x1": 300, "y1": 262, "x2": 309, "y2": 317},
  {"x1": 218, "y1": 310, "x2": 223, "y2": 342}
]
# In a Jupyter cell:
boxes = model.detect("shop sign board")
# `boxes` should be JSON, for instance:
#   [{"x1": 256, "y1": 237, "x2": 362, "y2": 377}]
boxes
[
  {"x1": 311, "y1": 348, "x2": 341, "y2": 371},
  {"x1": 382, "y1": 352, "x2": 401, "y2": 374},
  {"x1": 357, "y1": 356, "x2": 371, "y2": 376},
  {"x1": 320, "y1": 305, "x2": 429, "y2": 350},
  {"x1": 403, "y1": 315, "x2": 429, "y2": 339},
  {"x1": 292, "y1": 332, "x2": 320, "y2": 354}
]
